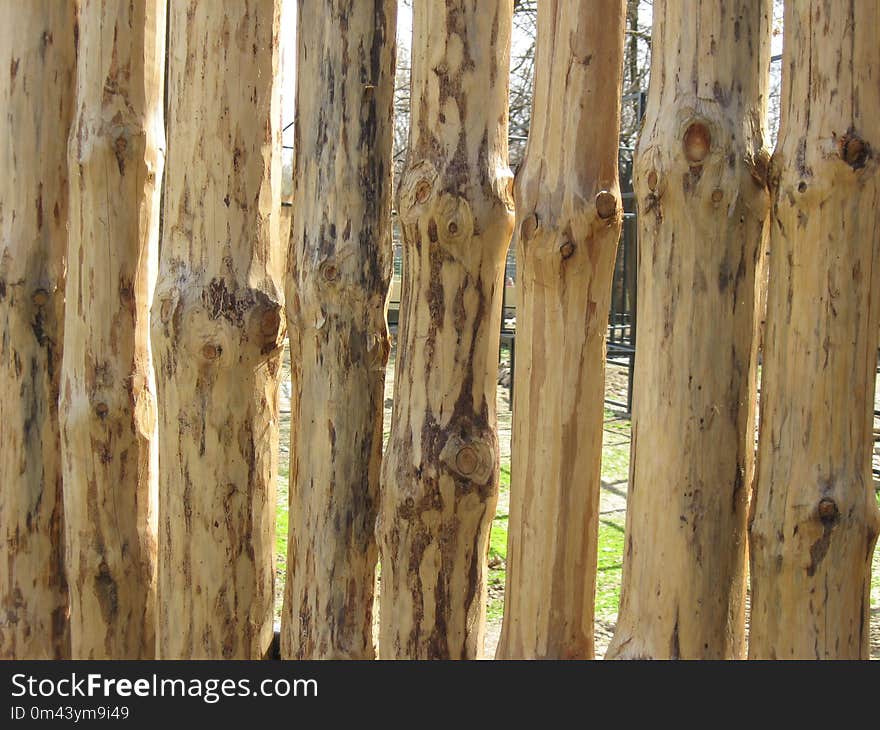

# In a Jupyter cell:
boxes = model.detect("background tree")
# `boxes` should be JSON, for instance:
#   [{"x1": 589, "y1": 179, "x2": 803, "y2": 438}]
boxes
[
  {"x1": 377, "y1": 0, "x2": 515, "y2": 659},
  {"x1": 507, "y1": 0, "x2": 536, "y2": 170},
  {"x1": 0, "y1": 0, "x2": 76, "y2": 659},
  {"x1": 607, "y1": 0, "x2": 771, "y2": 659},
  {"x1": 282, "y1": 0, "x2": 396, "y2": 660},
  {"x1": 748, "y1": 0, "x2": 880, "y2": 659},
  {"x1": 497, "y1": 0, "x2": 625, "y2": 660},
  {"x1": 151, "y1": 0, "x2": 285, "y2": 659}
]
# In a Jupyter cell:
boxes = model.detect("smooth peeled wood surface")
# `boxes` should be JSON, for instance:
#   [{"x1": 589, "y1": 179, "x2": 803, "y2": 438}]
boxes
[
  {"x1": 0, "y1": 1, "x2": 76, "y2": 659},
  {"x1": 60, "y1": 0, "x2": 165, "y2": 660},
  {"x1": 282, "y1": 0, "x2": 396, "y2": 660},
  {"x1": 607, "y1": 0, "x2": 771, "y2": 659},
  {"x1": 152, "y1": 0, "x2": 284, "y2": 659},
  {"x1": 377, "y1": 0, "x2": 515, "y2": 659},
  {"x1": 496, "y1": 0, "x2": 625, "y2": 660},
  {"x1": 748, "y1": 0, "x2": 880, "y2": 659}
]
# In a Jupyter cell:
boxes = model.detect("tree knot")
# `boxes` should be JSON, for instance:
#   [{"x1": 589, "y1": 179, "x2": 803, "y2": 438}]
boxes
[
  {"x1": 439, "y1": 434, "x2": 494, "y2": 487},
  {"x1": 683, "y1": 121, "x2": 711, "y2": 165},
  {"x1": 817, "y1": 497, "x2": 839, "y2": 524},
  {"x1": 841, "y1": 133, "x2": 869, "y2": 170}
]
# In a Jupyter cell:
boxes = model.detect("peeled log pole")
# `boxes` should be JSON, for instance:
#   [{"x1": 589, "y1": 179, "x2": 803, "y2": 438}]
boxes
[
  {"x1": 377, "y1": 0, "x2": 514, "y2": 659},
  {"x1": 152, "y1": 0, "x2": 284, "y2": 659},
  {"x1": 496, "y1": 0, "x2": 625, "y2": 660},
  {"x1": 0, "y1": 1, "x2": 76, "y2": 659},
  {"x1": 607, "y1": 0, "x2": 770, "y2": 659},
  {"x1": 748, "y1": 0, "x2": 880, "y2": 659},
  {"x1": 60, "y1": 0, "x2": 165, "y2": 660},
  {"x1": 281, "y1": 0, "x2": 396, "y2": 660}
]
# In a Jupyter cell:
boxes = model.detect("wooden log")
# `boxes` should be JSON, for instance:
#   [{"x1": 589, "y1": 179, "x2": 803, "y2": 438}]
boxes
[
  {"x1": 281, "y1": 0, "x2": 396, "y2": 660},
  {"x1": 497, "y1": 0, "x2": 626, "y2": 660},
  {"x1": 0, "y1": 0, "x2": 77, "y2": 659},
  {"x1": 376, "y1": 0, "x2": 515, "y2": 659},
  {"x1": 61, "y1": 0, "x2": 165, "y2": 660},
  {"x1": 607, "y1": 0, "x2": 771, "y2": 659},
  {"x1": 152, "y1": 0, "x2": 284, "y2": 659},
  {"x1": 748, "y1": 0, "x2": 880, "y2": 659}
]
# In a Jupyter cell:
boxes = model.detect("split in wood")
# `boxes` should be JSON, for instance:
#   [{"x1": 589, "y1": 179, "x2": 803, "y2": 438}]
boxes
[{"x1": 521, "y1": 212, "x2": 538, "y2": 240}]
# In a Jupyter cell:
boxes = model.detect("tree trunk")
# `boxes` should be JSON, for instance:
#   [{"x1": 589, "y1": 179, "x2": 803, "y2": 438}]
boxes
[
  {"x1": 0, "y1": 0, "x2": 76, "y2": 659},
  {"x1": 60, "y1": 0, "x2": 164, "y2": 660},
  {"x1": 281, "y1": 0, "x2": 396, "y2": 660},
  {"x1": 496, "y1": 0, "x2": 625, "y2": 660},
  {"x1": 377, "y1": 0, "x2": 514, "y2": 659},
  {"x1": 151, "y1": 0, "x2": 284, "y2": 659},
  {"x1": 748, "y1": 0, "x2": 880, "y2": 660},
  {"x1": 606, "y1": 0, "x2": 771, "y2": 659}
]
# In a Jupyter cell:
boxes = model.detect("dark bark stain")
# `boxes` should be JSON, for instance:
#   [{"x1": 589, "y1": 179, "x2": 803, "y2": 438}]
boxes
[
  {"x1": 35, "y1": 185, "x2": 43, "y2": 231},
  {"x1": 807, "y1": 521, "x2": 835, "y2": 577},
  {"x1": 94, "y1": 562, "x2": 119, "y2": 624},
  {"x1": 670, "y1": 611, "x2": 681, "y2": 659}
]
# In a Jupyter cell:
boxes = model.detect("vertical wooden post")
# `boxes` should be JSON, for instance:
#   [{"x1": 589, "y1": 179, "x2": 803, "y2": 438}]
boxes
[
  {"x1": 607, "y1": 0, "x2": 771, "y2": 659},
  {"x1": 281, "y1": 0, "x2": 396, "y2": 660},
  {"x1": 0, "y1": 0, "x2": 76, "y2": 659},
  {"x1": 377, "y1": 0, "x2": 514, "y2": 659},
  {"x1": 748, "y1": 0, "x2": 880, "y2": 659},
  {"x1": 496, "y1": 0, "x2": 626, "y2": 660},
  {"x1": 152, "y1": 0, "x2": 284, "y2": 659},
  {"x1": 61, "y1": 0, "x2": 165, "y2": 660}
]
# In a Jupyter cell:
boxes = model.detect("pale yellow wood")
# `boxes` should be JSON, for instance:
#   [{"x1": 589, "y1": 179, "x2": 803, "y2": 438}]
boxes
[
  {"x1": 60, "y1": 0, "x2": 165, "y2": 660},
  {"x1": 377, "y1": 0, "x2": 514, "y2": 659},
  {"x1": 281, "y1": 0, "x2": 396, "y2": 660},
  {"x1": 0, "y1": 0, "x2": 77, "y2": 659},
  {"x1": 152, "y1": 0, "x2": 284, "y2": 659},
  {"x1": 607, "y1": 0, "x2": 771, "y2": 659},
  {"x1": 497, "y1": 0, "x2": 625, "y2": 660},
  {"x1": 279, "y1": 207, "x2": 292, "y2": 254},
  {"x1": 748, "y1": 0, "x2": 880, "y2": 659}
]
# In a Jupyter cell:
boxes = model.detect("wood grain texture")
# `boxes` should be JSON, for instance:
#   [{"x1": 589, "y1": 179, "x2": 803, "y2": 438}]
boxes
[
  {"x1": 152, "y1": 0, "x2": 284, "y2": 659},
  {"x1": 0, "y1": 0, "x2": 77, "y2": 659},
  {"x1": 377, "y1": 0, "x2": 515, "y2": 659},
  {"x1": 607, "y1": 0, "x2": 771, "y2": 659},
  {"x1": 748, "y1": 0, "x2": 880, "y2": 659},
  {"x1": 281, "y1": 0, "x2": 396, "y2": 660},
  {"x1": 496, "y1": 0, "x2": 625, "y2": 660}
]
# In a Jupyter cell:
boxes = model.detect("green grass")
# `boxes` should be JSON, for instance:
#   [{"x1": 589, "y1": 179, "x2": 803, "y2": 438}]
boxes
[
  {"x1": 874, "y1": 492, "x2": 880, "y2": 614},
  {"x1": 274, "y1": 397, "x2": 291, "y2": 621},
  {"x1": 487, "y1": 571, "x2": 506, "y2": 622},
  {"x1": 489, "y1": 513, "x2": 508, "y2": 561},
  {"x1": 487, "y1": 461, "x2": 511, "y2": 622},
  {"x1": 595, "y1": 517, "x2": 626, "y2": 618}
]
